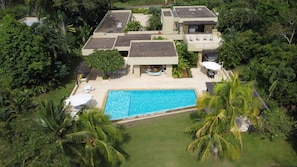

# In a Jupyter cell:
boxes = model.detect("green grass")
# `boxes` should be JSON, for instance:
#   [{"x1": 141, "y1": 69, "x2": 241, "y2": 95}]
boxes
[{"x1": 121, "y1": 112, "x2": 297, "y2": 167}]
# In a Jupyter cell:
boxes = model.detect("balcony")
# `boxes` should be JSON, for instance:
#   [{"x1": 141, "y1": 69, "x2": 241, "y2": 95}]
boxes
[{"x1": 184, "y1": 33, "x2": 222, "y2": 51}]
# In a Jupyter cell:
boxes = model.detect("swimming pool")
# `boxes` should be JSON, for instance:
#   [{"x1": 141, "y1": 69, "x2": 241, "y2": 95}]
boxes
[{"x1": 104, "y1": 89, "x2": 197, "y2": 120}]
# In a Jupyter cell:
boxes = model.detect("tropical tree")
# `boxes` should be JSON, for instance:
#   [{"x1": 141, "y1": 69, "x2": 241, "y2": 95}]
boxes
[
  {"x1": 263, "y1": 107, "x2": 295, "y2": 141},
  {"x1": 146, "y1": 7, "x2": 162, "y2": 31},
  {"x1": 85, "y1": 49, "x2": 125, "y2": 78},
  {"x1": 65, "y1": 108, "x2": 127, "y2": 167},
  {"x1": 0, "y1": 89, "x2": 37, "y2": 123},
  {"x1": 172, "y1": 41, "x2": 193, "y2": 78},
  {"x1": 172, "y1": 56, "x2": 189, "y2": 78},
  {"x1": 219, "y1": 28, "x2": 260, "y2": 69},
  {"x1": 0, "y1": 15, "x2": 70, "y2": 94},
  {"x1": 37, "y1": 100, "x2": 73, "y2": 141},
  {"x1": 263, "y1": 62, "x2": 296, "y2": 102},
  {"x1": 36, "y1": 100, "x2": 127, "y2": 166},
  {"x1": 186, "y1": 109, "x2": 241, "y2": 161},
  {"x1": 125, "y1": 20, "x2": 142, "y2": 32},
  {"x1": 186, "y1": 73, "x2": 262, "y2": 161},
  {"x1": 0, "y1": 115, "x2": 71, "y2": 167}
]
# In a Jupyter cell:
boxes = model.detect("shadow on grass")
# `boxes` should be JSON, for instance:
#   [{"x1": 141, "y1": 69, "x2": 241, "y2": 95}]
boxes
[
  {"x1": 286, "y1": 107, "x2": 297, "y2": 155},
  {"x1": 287, "y1": 128, "x2": 297, "y2": 155},
  {"x1": 188, "y1": 111, "x2": 207, "y2": 123},
  {"x1": 59, "y1": 56, "x2": 83, "y2": 87}
]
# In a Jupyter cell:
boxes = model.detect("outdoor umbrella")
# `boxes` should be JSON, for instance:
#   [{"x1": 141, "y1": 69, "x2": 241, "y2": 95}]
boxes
[
  {"x1": 201, "y1": 61, "x2": 221, "y2": 71},
  {"x1": 65, "y1": 93, "x2": 93, "y2": 107}
]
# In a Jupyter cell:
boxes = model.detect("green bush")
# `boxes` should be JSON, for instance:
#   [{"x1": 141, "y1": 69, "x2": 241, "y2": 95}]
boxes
[
  {"x1": 0, "y1": 4, "x2": 27, "y2": 20},
  {"x1": 132, "y1": 8, "x2": 148, "y2": 14}
]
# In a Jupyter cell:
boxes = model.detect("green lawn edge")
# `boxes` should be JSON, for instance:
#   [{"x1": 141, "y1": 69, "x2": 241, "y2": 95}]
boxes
[{"x1": 121, "y1": 112, "x2": 297, "y2": 167}]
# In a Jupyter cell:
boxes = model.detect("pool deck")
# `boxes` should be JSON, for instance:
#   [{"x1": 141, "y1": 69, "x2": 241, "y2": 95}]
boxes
[{"x1": 71, "y1": 67, "x2": 230, "y2": 110}]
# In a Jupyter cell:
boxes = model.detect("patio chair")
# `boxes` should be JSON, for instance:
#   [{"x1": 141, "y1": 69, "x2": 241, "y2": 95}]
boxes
[
  {"x1": 83, "y1": 84, "x2": 94, "y2": 93},
  {"x1": 209, "y1": 35, "x2": 213, "y2": 41},
  {"x1": 203, "y1": 35, "x2": 207, "y2": 40},
  {"x1": 196, "y1": 36, "x2": 200, "y2": 41},
  {"x1": 189, "y1": 36, "x2": 193, "y2": 41},
  {"x1": 207, "y1": 69, "x2": 215, "y2": 78}
]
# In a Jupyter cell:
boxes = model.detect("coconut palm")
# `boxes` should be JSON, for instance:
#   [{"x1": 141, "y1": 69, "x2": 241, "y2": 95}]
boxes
[
  {"x1": 187, "y1": 72, "x2": 262, "y2": 161},
  {"x1": 64, "y1": 108, "x2": 126, "y2": 167},
  {"x1": 36, "y1": 100, "x2": 126, "y2": 166},
  {"x1": 186, "y1": 108, "x2": 241, "y2": 161},
  {"x1": 0, "y1": 89, "x2": 37, "y2": 122},
  {"x1": 37, "y1": 100, "x2": 72, "y2": 137}
]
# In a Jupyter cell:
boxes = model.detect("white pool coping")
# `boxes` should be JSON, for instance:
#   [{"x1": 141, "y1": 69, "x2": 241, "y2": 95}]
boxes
[{"x1": 71, "y1": 67, "x2": 229, "y2": 121}]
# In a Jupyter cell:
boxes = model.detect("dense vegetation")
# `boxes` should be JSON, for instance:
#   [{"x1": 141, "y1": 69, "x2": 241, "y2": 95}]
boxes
[
  {"x1": 0, "y1": 0, "x2": 296, "y2": 166},
  {"x1": 85, "y1": 49, "x2": 125, "y2": 79}
]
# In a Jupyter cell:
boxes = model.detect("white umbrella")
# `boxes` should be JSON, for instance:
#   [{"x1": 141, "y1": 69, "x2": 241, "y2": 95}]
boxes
[
  {"x1": 65, "y1": 94, "x2": 93, "y2": 107},
  {"x1": 202, "y1": 61, "x2": 221, "y2": 71}
]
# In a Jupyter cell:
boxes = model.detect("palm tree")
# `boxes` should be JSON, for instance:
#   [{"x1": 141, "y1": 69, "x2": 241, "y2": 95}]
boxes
[
  {"x1": 186, "y1": 108, "x2": 240, "y2": 161},
  {"x1": 186, "y1": 73, "x2": 262, "y2": 161},
  {"x1": 0, "y1": 89, "x2": 37, "y2": 122},
  {"x1": 65, "y1": 108, "x2": 126, "y2": 167},
  {"x1": 36, "y1": 100, "x2": 127, "y2": 166}
]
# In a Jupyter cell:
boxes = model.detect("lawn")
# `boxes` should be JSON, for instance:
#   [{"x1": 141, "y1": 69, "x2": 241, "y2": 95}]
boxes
[{"x1": 121, "y1": 112, "x2": 297, "y2": 167}]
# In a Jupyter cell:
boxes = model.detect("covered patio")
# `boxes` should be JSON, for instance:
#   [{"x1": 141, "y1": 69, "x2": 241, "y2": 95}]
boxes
[{"x1": 127, "y1": 40, "x2": 178, "y2": 77}]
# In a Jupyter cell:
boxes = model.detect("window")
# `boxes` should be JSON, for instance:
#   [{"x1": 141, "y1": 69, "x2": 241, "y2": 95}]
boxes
[{"x1": 188, "y1": 25, "x2": 204, "y2": 33}]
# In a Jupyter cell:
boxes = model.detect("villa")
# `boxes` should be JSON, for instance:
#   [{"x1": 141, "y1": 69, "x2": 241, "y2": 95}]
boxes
[
  {"x1": 72, "y1": 6, "x2": 228, "y2": 121},
  {"x1": 81, "y1": 5, "x2": 222, "y2": 78}
]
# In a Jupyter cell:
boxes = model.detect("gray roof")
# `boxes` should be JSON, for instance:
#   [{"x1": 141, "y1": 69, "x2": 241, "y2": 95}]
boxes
[
  {"x1": 115, "y1": 34, "x2": 152, "y2": 47},
  {"x1": 95, "y1": 11, "x2": 131, "y2": 33},
  {"x1": 174, "y1": 6, "x2": 216, "y2": 18},
  {"x1": 129, "y1": 41, "x2": 176, "y2": 57},
  {"x1": 84, "y1": 37, "x2": 116, "y2": 49},
  {"x1": 163, "y1": 11, "x2": 172, "y2": 17}
]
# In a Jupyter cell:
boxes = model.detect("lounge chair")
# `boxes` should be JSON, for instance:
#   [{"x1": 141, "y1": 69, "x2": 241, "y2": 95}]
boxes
[{"x1": 145, "y1": 70, "x2": 163, "y2": 76}]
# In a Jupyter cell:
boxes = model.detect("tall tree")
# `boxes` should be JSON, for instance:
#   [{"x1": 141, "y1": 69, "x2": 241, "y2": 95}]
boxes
[
  {"x1": 0, "y1": 16, "x2": 70, "y2": 94},
  {"x1": 36, "y1": 100, "x2": 127, "y2": 167},
  {"x1": 85, "y1": 49, "x2": 125, "y2": 78},
  {"x1": 0, "y1": 115, "x2": 71, "y2": 167},
  {"x1": 187, "y1": 73, "x2": 262, "y2": 161},
  {"x1": 66, "y1": 109, "x2": 126, "y2": 167}
]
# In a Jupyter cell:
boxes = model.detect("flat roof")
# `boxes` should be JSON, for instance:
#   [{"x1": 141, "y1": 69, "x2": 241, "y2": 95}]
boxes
[
  {"x1": 115, "y1": 34, "x2": 152, "y2": 47},
  {"x1": 95, "y1": 11, "x2": 131, "y2": 33},
  {"x1": 129, "y1": 41, "x2": 177, "y2": 57},
  {"x1": 163, "y1": 11, "x2": 172, "y2": 17},
  {"x1": 173, "y1": 6, "x2": 216, "y2": 18},
  {"x1": 83, "y1": 37, "x2": 116, "y2": 49},
  {"x1": 183, "y1": 21, "x2": 216, "y2": 25}
]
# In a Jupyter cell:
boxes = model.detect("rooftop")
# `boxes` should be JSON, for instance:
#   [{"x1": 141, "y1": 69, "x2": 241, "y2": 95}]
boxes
[
  {"x1": 129, "y1": 41, "x2": 176, "y2": 57},
  {"x1": 115, "y1": 34, "x2": 152, "y2": 47},
  {"x1": 163, "y1": 11, "x2": 172, "y2": 17},
  {"x1": 83, "y1": 37, "x2": 116, "y2": 49},
  {"x1": 94, "y1": 10, "x2": 131, "y2": 33},
  {"x1": 173, "y1": 6, "x2": 216, "y2": 18}
]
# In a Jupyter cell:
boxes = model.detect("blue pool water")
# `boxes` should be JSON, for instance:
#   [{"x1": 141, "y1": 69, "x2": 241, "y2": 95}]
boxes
[{"x1": 104, "y1": 89, "x2": 197, "y2": 120}]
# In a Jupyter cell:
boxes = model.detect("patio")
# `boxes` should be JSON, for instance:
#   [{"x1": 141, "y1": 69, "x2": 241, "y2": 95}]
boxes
[{"x1": 71, "y1": 67, "x2": 230, "y2": 110}]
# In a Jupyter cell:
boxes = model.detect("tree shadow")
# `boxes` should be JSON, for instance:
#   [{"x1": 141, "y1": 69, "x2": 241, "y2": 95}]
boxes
[
  {"x1": 287, "y1": 128, "x2": 297, "y2": 155},
  {"x1": 286, "y1": 107, "x2": 297, "y2": 155},
  {"x1": 188, "y1": 110, "x2": 207, "y2": 123}
]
